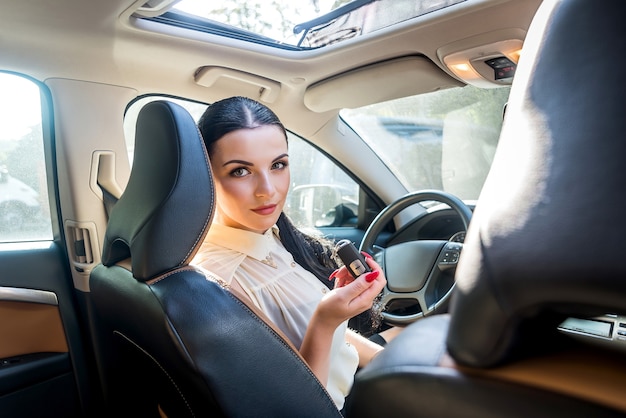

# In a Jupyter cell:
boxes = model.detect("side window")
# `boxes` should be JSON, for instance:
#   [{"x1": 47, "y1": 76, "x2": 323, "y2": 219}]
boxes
[
  {"x1": 124, "y1": 97, "x2": 359, "y2": 230},
  {"x1": 0, "y1": 73, "x2": 53, "y2": 242},
  {"x1": 285, "y1": 134, "x2": 359, "y2": 229}
]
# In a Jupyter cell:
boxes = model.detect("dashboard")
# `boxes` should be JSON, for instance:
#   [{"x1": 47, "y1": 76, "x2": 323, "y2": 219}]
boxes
[
  {"x1": 448, "y1": 230, "x2": 466, "y2": 243},
  {"x1": 387, "y1": 206, "x2": 472, "y2": 247},
  {"x1": 558, "y1": 314, "x2": 626, "y2": 353}
]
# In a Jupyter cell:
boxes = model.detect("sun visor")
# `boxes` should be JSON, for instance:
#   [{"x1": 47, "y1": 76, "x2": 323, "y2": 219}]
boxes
[
  {"x1": 304, "y1": 56, "x2": 462, "y2": 112},
  {"x1": 194, "y1": 66, "x2": 281, "y2": 104}
]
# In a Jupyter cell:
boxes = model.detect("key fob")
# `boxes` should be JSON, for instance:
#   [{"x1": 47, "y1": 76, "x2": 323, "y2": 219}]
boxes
[{"x1": 335, "y1": 239, "x2": 372, "y2": 279}]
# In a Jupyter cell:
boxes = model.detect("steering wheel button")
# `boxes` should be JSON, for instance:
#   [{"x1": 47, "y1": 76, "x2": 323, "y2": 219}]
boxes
[{"x1": 443, "y1": 251, "x2": 460, "y2": 262}]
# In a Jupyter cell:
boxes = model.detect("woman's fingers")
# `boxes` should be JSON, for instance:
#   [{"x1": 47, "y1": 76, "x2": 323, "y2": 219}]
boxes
[
  {"x1": 364, "y1": 270, "x2": 379, "y2": 282},
  {"x1": 331, "y1": 265, "x2": 354, "y2": 288},
  {"x1": 339, "y1": 271, "x2": 385, "y2": 313},
  {"x1": 330, "y1": 252, "x2": 386, "y2": 291}
]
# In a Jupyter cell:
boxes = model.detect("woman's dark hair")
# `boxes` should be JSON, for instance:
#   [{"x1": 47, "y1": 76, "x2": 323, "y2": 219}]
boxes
[
  {"x1": 198, "y1": 96, "x2": 338, "y2": 288},
  {"x1": 198, "y1": 96, "x2": 287, "y2": 155}
]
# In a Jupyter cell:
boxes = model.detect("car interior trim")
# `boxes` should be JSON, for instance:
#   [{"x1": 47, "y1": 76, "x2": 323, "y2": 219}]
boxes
[
  {"x1": 442, "y1": 347, "x2": 626, "y2": 413},
  {"x1": 0, "y1": 286, "x2": 58, "y2": 305},
  {"x1": 0, "y1": 301, "x2": 69, "y2": 358}
]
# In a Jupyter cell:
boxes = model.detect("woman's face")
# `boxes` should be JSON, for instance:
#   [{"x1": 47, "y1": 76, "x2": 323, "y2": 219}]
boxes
[{"x1": 209, "y1": 125, "x2": 289, "y2": 234}]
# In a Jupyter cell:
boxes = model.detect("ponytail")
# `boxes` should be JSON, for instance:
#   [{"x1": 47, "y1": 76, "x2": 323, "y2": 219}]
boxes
[{"x1": 277, "y1": 212, "x2": 338, "y2": 289}]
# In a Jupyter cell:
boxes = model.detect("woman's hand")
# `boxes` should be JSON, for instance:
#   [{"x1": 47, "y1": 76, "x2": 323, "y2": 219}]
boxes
[
  {"x1": 317, "y1": 256, "x2": 386, "y2": 327},
  {"x1": 300, "y1": 257, "x2": 386, "y2": 385},
  {"x1": 331, "y1": 252, "x2": 378, "y2": 289}
]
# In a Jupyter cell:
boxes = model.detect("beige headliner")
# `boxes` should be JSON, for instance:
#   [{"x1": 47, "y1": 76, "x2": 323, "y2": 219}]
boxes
[{"x1": 0, "y1": 0, "x2": 542, "y2": 138}]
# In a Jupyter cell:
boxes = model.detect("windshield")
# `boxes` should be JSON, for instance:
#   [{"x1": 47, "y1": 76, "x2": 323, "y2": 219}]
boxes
[{"x1": 340, "y1": 84, "x2": 510, "y2": 200}]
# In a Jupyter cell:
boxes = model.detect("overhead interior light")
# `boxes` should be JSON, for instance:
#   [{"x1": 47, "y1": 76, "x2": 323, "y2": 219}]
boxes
[
  {"x1": 447, "y1": 62, "x2": 480, "y2": 80},
  {"x1": 507, "y1": 48, "x2": 522, "y2": 63},
  {"x1": 441, "y1": 39, "x2": 524, "y2": 88}
]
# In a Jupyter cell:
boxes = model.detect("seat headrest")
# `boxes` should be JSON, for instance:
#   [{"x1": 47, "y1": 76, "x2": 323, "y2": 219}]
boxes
[
  {"x1": 101, "y1": 100, "x2": 214, "y2": 281},
  {"x1": 448, "y1": 0, "x2": 626, "y2": 367}
]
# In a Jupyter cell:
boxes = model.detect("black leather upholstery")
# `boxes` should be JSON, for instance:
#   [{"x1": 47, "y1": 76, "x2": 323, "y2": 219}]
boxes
[
  {"x1": 447, "y1": 0, "x2": 626, "y2": 368},
  {"x1": 89, "y1": 100, "x2": 341, "y2": 417},
  {"x1": 99, "y1": 100, "x2": 214, "y2": 280},
  {"x1": 345, "y1": 1, "x2": 626, "y2": 416}
]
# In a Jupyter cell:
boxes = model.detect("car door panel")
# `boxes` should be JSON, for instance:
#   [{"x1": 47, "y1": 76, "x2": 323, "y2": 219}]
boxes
[{"x1": 0, "y1": 243, "x2": 84, "y2": 418}]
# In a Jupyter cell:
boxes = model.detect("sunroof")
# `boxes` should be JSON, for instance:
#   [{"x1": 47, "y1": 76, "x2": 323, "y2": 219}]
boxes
[{"x1": 140, "y1": 0, "x2": 466, "y2": 50}]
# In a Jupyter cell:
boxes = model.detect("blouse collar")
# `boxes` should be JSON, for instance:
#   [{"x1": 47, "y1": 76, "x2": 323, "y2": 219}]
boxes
[{"x1": 205, "y1": 222, "x2": 280, "y2": 263}]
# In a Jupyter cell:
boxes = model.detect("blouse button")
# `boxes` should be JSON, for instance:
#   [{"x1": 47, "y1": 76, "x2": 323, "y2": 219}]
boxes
[
  {"x1": 321, "y1": 288, "x2": 328, "y2": 294},
  {"x1": 290, "y1": 261, "x2": 296, "y2": 268}
]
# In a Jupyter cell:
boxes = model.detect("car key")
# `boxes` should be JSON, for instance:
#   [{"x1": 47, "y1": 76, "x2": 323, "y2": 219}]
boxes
[{"x1": 335, "y1": 239, "x2": 372, "y2": 279}]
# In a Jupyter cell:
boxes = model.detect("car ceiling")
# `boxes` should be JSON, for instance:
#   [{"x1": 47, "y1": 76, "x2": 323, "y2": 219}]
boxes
[{"x1": 0, "y1": 0, "x2": 542, "y2": 137}]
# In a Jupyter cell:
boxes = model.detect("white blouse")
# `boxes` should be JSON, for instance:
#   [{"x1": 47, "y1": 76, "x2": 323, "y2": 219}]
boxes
[{"x1": 192, "y1": 222, "x2": 359, "y2": 410}]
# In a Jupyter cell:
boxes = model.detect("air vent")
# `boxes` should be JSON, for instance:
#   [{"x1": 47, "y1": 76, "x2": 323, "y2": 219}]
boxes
[{"x1": 65, "y1": 220, "x2": 100, "y2": 272}]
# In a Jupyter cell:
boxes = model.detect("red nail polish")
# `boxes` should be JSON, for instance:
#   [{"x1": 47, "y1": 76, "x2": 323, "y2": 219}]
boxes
[
  {"x1": 329, "y1": 269, "x2": 339, "y2": 281},
  {"x1": 365, "y1": 271, "x2": 379, "y2": 282},
  {"x1": 361, "y1": 251, "x2": 372, "y2": 260}
]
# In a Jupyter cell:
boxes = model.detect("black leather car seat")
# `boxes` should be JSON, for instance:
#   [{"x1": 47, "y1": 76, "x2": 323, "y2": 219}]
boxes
[
  {"x1": 345, "y1": 0, "x2": 626, "y2": 416},
  {"x1": 88, "y1": 100, "x2": 342, "y2": 417}
]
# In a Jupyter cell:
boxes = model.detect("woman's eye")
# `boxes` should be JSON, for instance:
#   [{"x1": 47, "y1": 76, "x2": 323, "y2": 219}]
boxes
[
  {"x1": 273, "y1": 160, "x2": 288, "y2": 170},
  {"x1": 231, "y1": 167, "x2": 250, "y2": 177}
]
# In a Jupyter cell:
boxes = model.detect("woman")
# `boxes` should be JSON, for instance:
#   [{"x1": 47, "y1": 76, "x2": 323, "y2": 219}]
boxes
[{"x1": 192, "y1": 96, "x2": 389, "y2": 411}]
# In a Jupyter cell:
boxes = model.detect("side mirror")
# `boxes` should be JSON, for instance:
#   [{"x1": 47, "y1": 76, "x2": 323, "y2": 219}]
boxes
[{"x1": 287, "y1": 184, "x2": 357, "y2": 227}]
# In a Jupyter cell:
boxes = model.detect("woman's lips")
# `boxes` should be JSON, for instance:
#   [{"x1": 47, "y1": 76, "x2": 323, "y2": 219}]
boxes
[{"x1": 252, "y1": 204, "x2": 277, "y2": 216}]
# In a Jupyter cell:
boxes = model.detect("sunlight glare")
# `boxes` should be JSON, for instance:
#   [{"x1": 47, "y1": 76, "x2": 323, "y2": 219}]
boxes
[{"x1": 0, "y1": 73, "x2": 41, "y2": 141}]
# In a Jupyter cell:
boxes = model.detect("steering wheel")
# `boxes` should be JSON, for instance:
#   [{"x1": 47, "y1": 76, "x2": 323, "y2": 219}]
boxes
[{"x1": 359, "y1": 190, "x2": 472, "y2": 326}]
